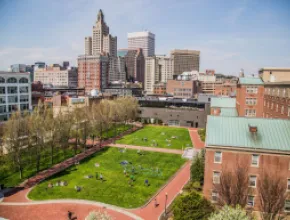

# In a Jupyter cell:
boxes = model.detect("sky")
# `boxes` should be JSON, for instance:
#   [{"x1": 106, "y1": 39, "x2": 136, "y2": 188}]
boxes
[{"x1": 0, "y1": 0, "x2": 290, "y2": 75}]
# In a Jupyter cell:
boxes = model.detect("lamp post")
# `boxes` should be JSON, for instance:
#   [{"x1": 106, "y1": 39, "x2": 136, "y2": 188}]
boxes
[
  {"x1": 164, "y1": 192, "x2": 168, "y2": 217},
  {"x1": 114, "y1": 113, "x2": 117, "y2": 143}
]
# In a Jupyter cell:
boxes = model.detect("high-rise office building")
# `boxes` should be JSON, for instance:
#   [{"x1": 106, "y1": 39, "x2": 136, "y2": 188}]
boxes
[
  {"x1": 170, "y1": 49, "x2": 200, "y2": 75},
  {"x1": 128, "y1": 31, "x2": 155, "y2": 57},
  {"x1": 156, "y1": 55, "x2": 174, "y2": 83},
  {"x1": 144, "y1": 57, "x2": 159, "y2": 94},
  {"x1": 85, "y1": 37, "x2": 92, "y2": 55}
]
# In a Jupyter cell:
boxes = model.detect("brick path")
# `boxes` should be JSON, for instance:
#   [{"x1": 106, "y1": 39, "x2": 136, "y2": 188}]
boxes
[
  {"x1": 0, "y1": 126, "x2": 193, "y2": 220},
  {"x1": 188, "y1": 128, "x2": 205, "y2": 149}
]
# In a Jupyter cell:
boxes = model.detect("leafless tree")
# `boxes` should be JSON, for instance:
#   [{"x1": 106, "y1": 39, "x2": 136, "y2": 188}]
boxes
[{"x1": 258, "y1": 173, "x2": 289, "y2": 220}]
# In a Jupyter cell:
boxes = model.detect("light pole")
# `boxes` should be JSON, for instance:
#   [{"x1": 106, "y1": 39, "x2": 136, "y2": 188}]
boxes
[{"x1": 164, "y1": 192, "x2": 168, "y2": 217}]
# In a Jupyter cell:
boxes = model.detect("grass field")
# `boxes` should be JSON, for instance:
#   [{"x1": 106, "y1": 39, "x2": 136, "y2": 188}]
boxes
[
  {"x1": 28, "y1": 147, "x2": 186, "y2": 208},
  {"x1": 116, "y1": 125, "x2": 192, "y2": 149}
]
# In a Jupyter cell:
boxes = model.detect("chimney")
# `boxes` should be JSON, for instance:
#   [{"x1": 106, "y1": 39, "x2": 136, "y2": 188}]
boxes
[{"x1": 249, "y1": 124, "x2": 258, "y2": 136}]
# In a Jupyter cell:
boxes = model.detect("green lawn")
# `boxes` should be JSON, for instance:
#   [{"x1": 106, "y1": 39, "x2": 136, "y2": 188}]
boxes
[
  {"x1": 28, "y1": 147, "x2": 186, "y2": 208},
  {"x1": 116, "y1": 125, "x2": 192, "y2": 149}
]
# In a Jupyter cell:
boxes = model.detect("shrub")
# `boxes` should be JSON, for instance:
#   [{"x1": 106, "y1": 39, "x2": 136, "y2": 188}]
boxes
[
  {"x1": 190, "y1": 150, "x2": 205, "y2": 184},
  {"x1": 198, "y1": 129, "x2": 206, "y2": 142},
  {"x1": 173, "y1": 190, "x2": 214, "y2": 220},
  {"x1": 209, "y1": 205, "x2": 254, "y2": 220}
]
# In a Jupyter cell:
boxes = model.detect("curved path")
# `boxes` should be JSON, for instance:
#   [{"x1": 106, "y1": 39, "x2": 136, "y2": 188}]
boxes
[{"x1": 0, "y1": 127, "x2": 194, "y2": 220}]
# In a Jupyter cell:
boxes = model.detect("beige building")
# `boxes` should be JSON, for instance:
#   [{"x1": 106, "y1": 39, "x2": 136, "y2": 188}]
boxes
[
  {"x1": 170, "y1": 49, "x2": 200, "y2": 75},
  {"x1": 259, "y1": 67, "x2": 290, "y2": 82},
  {"x1": 156, "y1": 55, "x2": 174, "y2": 83},
  {"x1": 144, "y1": 57, "x2": 158, "y2": 94},
  {"x1": 198, "y1": 74, "x2": 216, "y2": 94},
  {"x1": 128, "y1": 31, "x2": 155, "y2": 57},
  {"x1": 34, "y1": 66, "x2": 78, "y2": 88},
  {"x1": 85, "y1": 36, "x2": 92, "y2": 55}
]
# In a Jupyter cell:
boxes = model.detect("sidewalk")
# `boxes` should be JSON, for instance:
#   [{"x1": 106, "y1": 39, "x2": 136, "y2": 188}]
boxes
[{"x1": 188, "y1": 128, "x2": 205, "y2": 149}]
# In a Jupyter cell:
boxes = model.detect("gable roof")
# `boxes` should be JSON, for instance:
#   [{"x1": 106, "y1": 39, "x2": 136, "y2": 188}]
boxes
[
  {"x1": 238, "y1": 77, "x2": 264, "y2": 85},
  {"x1": 206, "y1": 116, "x2": 290, "y2": 152},
  {"x1": 210, "y1": 97, "x2": 236, "y2": 108}
]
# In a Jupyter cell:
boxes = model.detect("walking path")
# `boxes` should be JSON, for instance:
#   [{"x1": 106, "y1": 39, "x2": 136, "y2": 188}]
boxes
[
  {"x1": 109, "y1": 143, "x2": 183, "y2": 155},
  {"x1": 188, "y1": 128, "x2": 205, "y2": 149},
  {"x1": 0, "y1": 126, "x2": 194, "y2": 220}
]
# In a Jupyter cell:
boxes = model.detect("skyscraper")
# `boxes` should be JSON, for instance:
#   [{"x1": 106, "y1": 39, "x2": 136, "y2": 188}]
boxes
[
  {"x1": 128, "y1": 31, "x2": 155, "y2": 57},
  {"x1": 170, "y1": 49, "x2": 200, "y2": 75},
  {"x1": 85, "y1": 37, "x2": 92, "y2": 55}
]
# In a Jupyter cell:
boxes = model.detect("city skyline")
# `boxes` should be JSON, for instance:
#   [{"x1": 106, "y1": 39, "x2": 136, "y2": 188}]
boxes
[{"x1": 0, "y1": 0, "x2": 290, "y2": 75}]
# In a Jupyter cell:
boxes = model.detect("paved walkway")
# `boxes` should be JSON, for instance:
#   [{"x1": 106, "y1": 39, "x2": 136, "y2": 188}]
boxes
[
  {"x1": 109, "y1": 144, "x2": 183, "y2": 155},
  {"x1": 188, "y1": 128, "x2": 205, "y2": 149}
]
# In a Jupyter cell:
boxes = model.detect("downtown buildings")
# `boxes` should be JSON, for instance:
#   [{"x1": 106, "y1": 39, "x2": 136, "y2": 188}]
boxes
[{"x1": 128, "y1": 31, "x2": 155, "y2": 57}]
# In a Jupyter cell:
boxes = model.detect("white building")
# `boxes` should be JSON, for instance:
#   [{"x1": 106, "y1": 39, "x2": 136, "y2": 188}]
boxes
[
  {"x1": 0, "y1": 72, "x2": 32, "y2": 121},
  {"x1": 34, "y1": 66, "x2": 78, "y2": 88},
  {"x1": 145, "y1": 57, "x2": 158, "y2": 94},
  {"x1": 128, "y1": 31, "x2": 155, "y2": 57},
  {"x1": 156, "y1": 55, "x2": 174, "y2": 83}
]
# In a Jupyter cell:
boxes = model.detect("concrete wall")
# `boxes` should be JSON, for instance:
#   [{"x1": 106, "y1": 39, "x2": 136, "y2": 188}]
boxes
[{"x1": 139, "y1": 106, "x2": 208, "y2": 128}]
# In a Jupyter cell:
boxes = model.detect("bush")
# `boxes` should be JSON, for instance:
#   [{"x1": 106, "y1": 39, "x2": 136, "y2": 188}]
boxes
[
  {"x1": 85, "y1": 211, "x2": 112, "y2": 220},
  {"x1": 198, "y1": 129, "x2": 206, "y2": 142},
  {"x1": 209, "y1": 205, "x2": 254, "y2": 220},
  {"x1": 173, "y1": 190, "x2": 214, "y2": 220},
  {"x1": 190, "y1": 150, "x2": 205, "y2": 184}
]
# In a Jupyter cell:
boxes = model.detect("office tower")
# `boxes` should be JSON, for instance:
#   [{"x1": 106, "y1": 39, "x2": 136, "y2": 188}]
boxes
[
  {"x1": 85, "y1": 37, "x2": 92, "y2": 55},
  {"x1": 10, "y1": 64, "x2": 26, "y2": 73},
  {"x1": 63, "y1": 61, "x2": 70, "y2": 69},
  {"x1": 128, "y1": 31, "x2": 155, "y2": 57},
  {"x1": 144, "y1": 57, "x2": 159, "y2": 94},
  {"x1": 118, "y1": 49, "x2": 145, "y2": 85},
  {"x1": 156, "y1": 55, "x2": 174, "y2": 83},
  {"x1": 170, "y1": 49, "x2": 200, "y2": 75}
]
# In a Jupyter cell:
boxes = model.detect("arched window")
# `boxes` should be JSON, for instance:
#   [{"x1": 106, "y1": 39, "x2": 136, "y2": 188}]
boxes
[
  {"x1": 0, "y1": 77, "x2": 5, "y2": 83},
  {"x1": 7, "y1": 77, "x2": 17, "y2": 83},
  {"x1": 19, "y1": 78, "x2": 28, "y2": 83}
]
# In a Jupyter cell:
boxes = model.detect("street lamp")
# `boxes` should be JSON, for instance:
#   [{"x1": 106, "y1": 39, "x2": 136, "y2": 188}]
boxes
[{"x1": 164, "y1": 192, "x2": 168, "y2": 217}]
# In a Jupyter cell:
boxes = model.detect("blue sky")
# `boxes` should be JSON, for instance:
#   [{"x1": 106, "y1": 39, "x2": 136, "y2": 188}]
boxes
[{"x1": 0, "y1": 0, "x2": 289, "y2": 75}]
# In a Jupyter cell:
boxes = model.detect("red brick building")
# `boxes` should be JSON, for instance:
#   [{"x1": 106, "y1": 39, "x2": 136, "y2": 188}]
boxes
[
  {"x1": 236, "y1": 77, "x2": 264, "y2": 117},
  {"x1": 153, "y1": 83, "x2": 166, "y2": 95},
  {"x1": 214, "y1": 81, "x2": 237, "y2": 97},
  {"x1": 204, "y1": 116, "x2": 290, "y2": 213},
  {"x1": 263, "y1": 82, "x2": 290, "y2": 119},
  {"x1": 166, "y1": 79, "x2": 199, "y2": 98}
]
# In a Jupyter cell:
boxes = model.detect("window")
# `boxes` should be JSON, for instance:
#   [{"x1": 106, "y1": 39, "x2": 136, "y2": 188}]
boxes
[
  {"x1": 246, "y1": 98, "x2": 257, "y2": 105},
  {"x1": 285, "y1": 200, "x2": 290, "y2": 212},
  {"x1": 247, "y1": 196, "x2": 255, "y2": 207},
  {"x1": 281, "y1": 106, "x2": 284, "y2": 114},
  {"x1": 8, "y1": 96, "x2": 18, "y2": 103},
  {"x1": 211, "y1": 191, "x2": 218, "y2": 202},
  {"x1": 245, "y1": 109, "x2": 256, "y2": 117},
  {"x1": 277, "y1": 89, "x2": 280, "y2": 97},
  {"x1": 8, "y1": 104, "x2": 18, "y2": 112},
  {"x1": 288, "y1": 107, "x2": 290, "y2": 117},
  {"x1": 264, "y1": 100, "x2": 266, "y2": 107},
  {"x1": 214, "y1": 152, "x2": 222, "y2": 163},
  {"x1": 20, "y1": 104, "x2": 29, "y2": 111},
  {"x1": 7, "y1": 87, "x2": 17, "y2": 94},
  {"x1": 19, "y1": 78, "x2": 28, "y2": 83},
  {"x1": 271, "y1": 103, "x2": 274, "y2": 110},
  {"x1": 0, "y1": 106, "x2": 6, "y2": 113},
  {"x1": 0, "y1": 87, "x2": 5, "y2": 94},
  {"x1": 0, "y1": 77, "x2": 5, "y2": 83},
  {"x1": 246, "y1": 86, "x2": 258, "y2": 94},
  {"x1": 20, "y1": 95, "x2": 29, "y2": 102},
  {"x1": 249, "y1": 175, "x2": 257, "y2": 187},
  {"x1": 267, "y1": 101, "x2": 269, "y2": 108},
  {"x1": 251, "y1": 154, "x2": 259, "y2": 167},
  {"x1": 213, "y1": 171, "x2": 221, "y2": 184},
  {"x1": 283, "y1": 89, "x2": 286, "y2": 97},
  {"x1": 276, "y1": 104, "x2": 279, "y2": 112},
  {"x1": 0, "y1": 97, "x2": 5, "y2": 104},
  {"x1": 288, "y1": 179, "x2": 290, "y2": 191},
  {"x1": 7, "y1": 77, "x2": 17, "y2": 83},
  {"x1": 19, "y1": 86, "x2": 28, "y2": 93}
]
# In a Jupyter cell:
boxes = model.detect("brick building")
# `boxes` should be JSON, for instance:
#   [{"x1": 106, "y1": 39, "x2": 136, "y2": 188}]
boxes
[
  {"x1": 214, "y1": 81, "x2": 237, "y2": 97},
  {"x1": 236, "y1": 78, "x2": 264, "y2": 117},
  {"x1": 210, "y1": 97, "x2": 237, "y2": 117},
  {"x1": 166, "y1": 79, "x2": 199, "y2": 98},
  {"x1": 204, "y1": 116, "x2": 290, "y2": 213},
  {"x1": 153, "y1": 83, "x2": 166, "y2": 95},
  {"x1": 263, "y1": 82, "x2": 290, "y2": 119}
]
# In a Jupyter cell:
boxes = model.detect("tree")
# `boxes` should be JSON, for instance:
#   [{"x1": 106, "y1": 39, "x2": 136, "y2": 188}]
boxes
[
  {"x1": 209, "y1": 205, "x2": 254, "y2": 220},
  {"x1": 258, "y1": 173, "x2": 288, "y2": 220},
  {"x1": 173, "y1": 190, "x2": 214, "y2": 220},
  {"x1": 214, "y1": 163, "x2": 249, "y2": 207},
  {"x1": 190, "y1": 150, "x2": 205, "y2": 184},
  {"x1": 85, "y1": 210, "x2": 113, "y2": 220}
]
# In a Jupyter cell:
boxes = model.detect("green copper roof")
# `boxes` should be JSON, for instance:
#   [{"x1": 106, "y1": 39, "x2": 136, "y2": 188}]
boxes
[
  {"x1": 117, "y1": 50, "x2": 128, "y2": 57},
  {"x1": 210, "y1": 97, "x2": 236, "y2": 108},
  {"x1": 206, "y1": 116, "x2": 290, "y2": 152},
  {"x1": 220, "y1": 108, "x2": 238, "y2": 117},
  {"x1": 238, "y1": 77, "x2": 264, "y2": 85}
]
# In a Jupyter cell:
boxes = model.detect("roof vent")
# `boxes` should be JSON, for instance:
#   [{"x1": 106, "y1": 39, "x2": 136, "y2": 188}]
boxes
[{"x1": 249, "y1": 124, "x2": 258, "y2": 133}]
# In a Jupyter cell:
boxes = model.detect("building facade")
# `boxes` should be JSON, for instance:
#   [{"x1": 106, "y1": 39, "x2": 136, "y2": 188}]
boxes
[
  {"x1": 236, "y1": 77, "x2": 264, "y2": 117},
  {"x1": 77, "y1": 54, "x2": 109, "y2": 95},
  {"x1": 166, "y1": 79, "x2": 199, "y2": 98},
  {"x1": 127, "y1": 31, "x2": 155, "y2": 57},
  {"x1": 85, "y1": 36, "x2": 92, "y2": 55},
  {"x1": 156, "y1": 55, "x2": 174, "y2": 83},
  {"x1": 204, "y1": 116, "x2": 290, "y2": 214},
  {"x1": 153, "y1": 83, "x2": 166, "y2": 95},
  {"x1": 144, "y1": 57, "x2": 159, "y2": 94},
  {"x1": 259, "y1": 67, "x2": 290, "y2": 83},
  {"x1": 34, "y1": 66, "x2": 78, "y2": 88},
  {"x1": 170, "y1": 49, "x2": 200, "y2": 75},
  {"x1": 0, "y1": 72, "x2": 32, "y2": 121},
  {"x1": 10, "y1": 64, "x2": 26, "y2": 73},
  {"x1": 263, "y1": 82, "x2": 290, "y2": 119},
  {"x1": 214, "y1": 81, "x2": 237, "y2": 97}
]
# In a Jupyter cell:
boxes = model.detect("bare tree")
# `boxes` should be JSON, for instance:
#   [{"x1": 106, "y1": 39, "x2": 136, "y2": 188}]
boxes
[
  {"x1": 214, "y1": 163, "x2": 249, "y2": 207},
  {"x1": 258, "y1": 173, "x2": 288, "y2": 220}
]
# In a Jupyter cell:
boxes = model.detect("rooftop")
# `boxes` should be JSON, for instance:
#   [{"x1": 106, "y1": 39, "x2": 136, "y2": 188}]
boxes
[
  {"x1": 210, "y1": 97, "x2": 236, "y2": 108},
  {"x1": 238, "y1": 77, "x2": 264, "y2": 85},
  {"x1": 206, "y1": 116, "x2": 290, "y2": 152},
  {"x1": 259, "y1": 67, "x2": 290, "y2": 71},
  {"x1": 220, "y1": 108, "x2": 238, "y2": 117}
]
